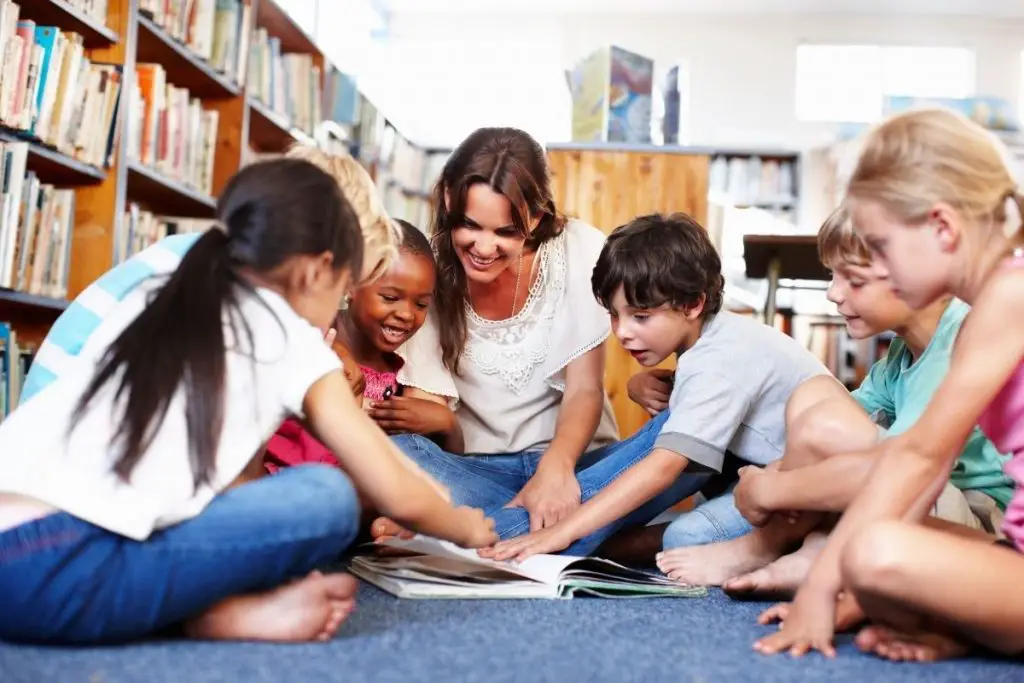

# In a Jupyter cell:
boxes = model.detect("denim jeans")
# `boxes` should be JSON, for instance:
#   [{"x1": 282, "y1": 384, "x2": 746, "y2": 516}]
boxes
[
  {"x1": 0, "y1": 464, "x2": 360, "y2": 644},
  {"x1": 661, "y1": 491, "x2": 753, "y2": 550},
  {"x1": 392, "y1": 410, "x2": 709, "y2": 557}
]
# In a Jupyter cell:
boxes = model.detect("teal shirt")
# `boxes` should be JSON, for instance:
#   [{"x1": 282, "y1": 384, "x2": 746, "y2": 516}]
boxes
[{"x1": 852, "y1": 299, "x2": 1014, "y2": 508}]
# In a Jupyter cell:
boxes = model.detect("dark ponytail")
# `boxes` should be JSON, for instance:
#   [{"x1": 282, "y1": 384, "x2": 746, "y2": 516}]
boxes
[{"x1": 74, "y1": 158, "x2": 364, "y2": 487}]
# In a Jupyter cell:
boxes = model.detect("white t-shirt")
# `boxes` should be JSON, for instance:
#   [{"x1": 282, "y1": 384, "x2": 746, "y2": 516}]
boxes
[
  {"x1": 0, "y1": 282, "x2": 341, "y2": 541},
  {"x1": 401, "y1": 220, "x2": 619, "y2": 454}
]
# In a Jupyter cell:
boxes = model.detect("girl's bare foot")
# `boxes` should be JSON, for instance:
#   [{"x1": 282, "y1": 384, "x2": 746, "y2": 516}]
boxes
[
  {"x1": 723, "y1": 531, "x2": 827, "y2": 598},
  {"x1": 856, "y1": 625, "x2": 969, "y2": 662},
  {"x1": 656, "y1": 534, "x2": 781, "y2": 586},
  {"x1": 371, "y1": 517, "x2": 414, "y2": 541},
  {"x1": 184, "y1": 571, "x2": 358, "y2": 642}
]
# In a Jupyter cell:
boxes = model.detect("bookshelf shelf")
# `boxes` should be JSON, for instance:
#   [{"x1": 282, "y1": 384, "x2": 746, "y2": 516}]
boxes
[
  {"x1": 21, "y1": 0, "x2": 119, "y2": 47},
  {"x1": 247, "y1": 98, "x2": 316, "y2": 151},
  {"x1": 126, "y1": 160, "x2": 217, "y2": 217},
  {"x1": 135, "y1": 14, "x2": 241, "y2": 99},
  {"x1": 0, "y1": 129, "x2": 106, "y2": 186},
  {"x1": 0, "y1": 288, "x2": 69, "y2": 313}
]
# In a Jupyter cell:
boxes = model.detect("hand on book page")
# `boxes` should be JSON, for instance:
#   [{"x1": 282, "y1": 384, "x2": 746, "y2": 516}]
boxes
[{"x1": 477, "y1": 523, "x2": 574, "y2": 563}]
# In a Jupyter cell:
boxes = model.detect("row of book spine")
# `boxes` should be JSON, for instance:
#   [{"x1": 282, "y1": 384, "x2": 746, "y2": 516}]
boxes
[
  {"x1": 0, "y1": 321, "x2": 31, "y2": 421},
  {"x1": 0, "y1": 0, "x2": 123, "y2": 169},
  {"x1": 0, "y1": 140, "x2": 75, "y2": 297},
  {"x1": 117, "y1": 202, "x2": 212, "y2": 264},
  {"x1": 140, "y1": 0, "x2": 251, "y2": 88},
  {"x1": 247, "y1": 27, "x2": 320, "y2": 136}
]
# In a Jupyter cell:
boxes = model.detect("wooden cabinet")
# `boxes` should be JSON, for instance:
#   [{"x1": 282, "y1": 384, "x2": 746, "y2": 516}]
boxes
[{"x1": 547, "y1": 145, "x2": 710, "y2": 438}]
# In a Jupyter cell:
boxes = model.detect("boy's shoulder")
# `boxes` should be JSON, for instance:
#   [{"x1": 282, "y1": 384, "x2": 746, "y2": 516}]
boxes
[{"x1": 674, "y1": 311, "x2": 828, "y2": 380}]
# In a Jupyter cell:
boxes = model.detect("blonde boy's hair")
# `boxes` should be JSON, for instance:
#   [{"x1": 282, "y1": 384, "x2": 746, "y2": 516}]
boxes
[
  {"x1": 284, "y1": 143, "x2": 400, "y2": 282},
  {"x1": 817, "y1": 206, "x2": 871, "y2": 268},
  {"x1": 845, "y1": 108, "x2": 1021, "y2": 237}
]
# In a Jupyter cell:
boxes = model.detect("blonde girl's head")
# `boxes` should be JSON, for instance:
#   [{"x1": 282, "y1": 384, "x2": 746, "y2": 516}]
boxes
[
  {"x1": 844, "y1": 107, "x2": 1023, "y2": 308},
  {"x1": 285, "y1": 144, "x2": 401, "y2": 283}
]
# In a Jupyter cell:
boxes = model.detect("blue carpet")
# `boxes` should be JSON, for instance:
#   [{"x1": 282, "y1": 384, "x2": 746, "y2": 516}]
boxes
[{"x1": 0, "y1": 585, "x2": 1019, "y2": 683}]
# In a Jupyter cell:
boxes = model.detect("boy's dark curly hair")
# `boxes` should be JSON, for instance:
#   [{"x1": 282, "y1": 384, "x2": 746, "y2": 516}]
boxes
[{"x1": 591, "y1": 212, "x2": 724, "y2": 317}]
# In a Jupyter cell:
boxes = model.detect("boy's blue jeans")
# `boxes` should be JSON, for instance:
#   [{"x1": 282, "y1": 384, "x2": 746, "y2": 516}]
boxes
[
  {"x1": 0, "y1": 465, "x2": 360, "y2": 645},
  {"x1": 392, "y1": 410, "x2": 712, "y2": 557},
  {"x1": 661, "y1": 491, "x2": 753, "y2": 550}
]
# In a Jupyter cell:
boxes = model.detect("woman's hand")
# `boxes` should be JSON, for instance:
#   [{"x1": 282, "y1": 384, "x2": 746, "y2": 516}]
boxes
[
  {"x1": 508, "y1": 461, "x2": 582, "y2": 531},
  {"x1": 753, "y1": 585, "x2": 839, "y2": 658},
  {"x1": 478, "y1": 523, "x2": 574, "y2": 562},
  {"x1": 627, "y1": 369, "x2": 674, "y2": 416},
  {"x1": 369, "y1": 396, "x2": 454, "y2": 436}
]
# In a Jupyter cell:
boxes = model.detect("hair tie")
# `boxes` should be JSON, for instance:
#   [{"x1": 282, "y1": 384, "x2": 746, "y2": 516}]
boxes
[{"x1": 1004, "y1": 191, "x2": 1023, "y2": 239}]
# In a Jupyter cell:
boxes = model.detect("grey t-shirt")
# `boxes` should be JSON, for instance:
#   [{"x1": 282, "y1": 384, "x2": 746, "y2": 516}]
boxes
[{"x1": 654, "y1": 311, "x2": 830, "y2": 472}]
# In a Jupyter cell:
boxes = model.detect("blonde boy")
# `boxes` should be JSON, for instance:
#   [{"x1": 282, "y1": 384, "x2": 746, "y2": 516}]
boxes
[{"x1": 656, "y1": 207, "x2": 1012, "y2": 592}]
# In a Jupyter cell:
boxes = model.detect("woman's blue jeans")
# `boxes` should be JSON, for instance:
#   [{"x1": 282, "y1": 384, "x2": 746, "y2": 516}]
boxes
[{"x1": 392, "y1": 411, "x2": 710, "y2": 556}]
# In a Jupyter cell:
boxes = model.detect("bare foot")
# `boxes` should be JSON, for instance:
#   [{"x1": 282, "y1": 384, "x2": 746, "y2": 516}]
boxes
[
  {"x1": 656, "y1": 533, "x2": 783, "y2": 586},
  {"x1": 723, "y1": 531, "x2": 827, "y2": 599},
  {"x1": 371, "y1": 517, "x2": 414, "y2": 541},
  {"x1": 184, "y1": 571, "x2": 358, "y2": 642},
  {"x1": 856, "y1": 625, "x2": 969, "y2": 662}
]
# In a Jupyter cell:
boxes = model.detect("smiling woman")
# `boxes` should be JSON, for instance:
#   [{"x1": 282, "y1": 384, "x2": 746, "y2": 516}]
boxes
[{"x1": 387, "y1": 127, "x2": 698, "y2": 556}]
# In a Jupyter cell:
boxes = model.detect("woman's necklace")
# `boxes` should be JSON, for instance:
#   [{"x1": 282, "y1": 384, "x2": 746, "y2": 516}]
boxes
[{"x1": 469, "y1": 251, "x2": 524, "y2": 319}]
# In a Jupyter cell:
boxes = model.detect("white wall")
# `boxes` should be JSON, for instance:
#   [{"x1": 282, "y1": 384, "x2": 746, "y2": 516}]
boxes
[{"x1": 361, "y1": 11, "x2": 1024, "y2": 149}]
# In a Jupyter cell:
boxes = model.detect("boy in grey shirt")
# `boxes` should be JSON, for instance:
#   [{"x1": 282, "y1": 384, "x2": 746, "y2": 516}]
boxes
[{"x1": 482, "y1": 213, "x2": 829, "y2": 568}]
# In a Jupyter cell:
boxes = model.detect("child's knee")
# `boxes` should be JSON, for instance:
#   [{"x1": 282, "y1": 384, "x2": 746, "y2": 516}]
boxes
[
  {"x1": 840, "y1": 520, "x2": 911, "y2": 593},
  {"x1": 785, "y1": 375, "x2": 847, "y2": 426}
]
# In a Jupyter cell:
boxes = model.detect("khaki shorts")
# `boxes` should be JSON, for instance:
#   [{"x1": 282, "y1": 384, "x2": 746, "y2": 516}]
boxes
[
  {"x1": 930, "y1": 483, "x2": 1005, "y2": 536},
  {"x1": 875, "y1": 425, "x2": 1003, "y2": 536}
]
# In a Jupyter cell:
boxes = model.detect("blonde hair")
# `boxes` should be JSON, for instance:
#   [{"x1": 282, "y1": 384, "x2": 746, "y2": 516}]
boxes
[
  {"x1": 846, "y1": 108, "x2": 1021, "y2": 236},
  {"x1": 284, "y1": 143, "x2": 400, "y2": 282},
  {"x1": 817, "y1": 205, "x2": 871, "y2": 268}
]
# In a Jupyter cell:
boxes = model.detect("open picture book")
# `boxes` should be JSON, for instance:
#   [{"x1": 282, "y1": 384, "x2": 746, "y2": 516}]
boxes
[{"x1": 349, "y1": 536, "x2": 708, "y2": 600}]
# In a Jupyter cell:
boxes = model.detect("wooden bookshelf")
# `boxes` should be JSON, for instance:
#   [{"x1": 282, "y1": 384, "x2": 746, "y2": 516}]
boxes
[{"x1": 0, "y1": 0, "x2": 334, "y2": 383}]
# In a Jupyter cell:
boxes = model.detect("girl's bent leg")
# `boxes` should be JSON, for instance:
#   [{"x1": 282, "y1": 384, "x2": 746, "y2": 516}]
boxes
[
  {"x1": 0, "y1": 464, "x2": 360, "y2": 645},
  {"x1": 842, "y1": 520, "x2": 1024, "y2": 661}
]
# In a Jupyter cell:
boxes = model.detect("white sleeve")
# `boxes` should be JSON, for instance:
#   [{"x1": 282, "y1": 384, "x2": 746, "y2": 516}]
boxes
[
  {"x1": 397, "y1": 312, "x2": 460, "y2": 408},
  {"x1": 276, "y1": 317, "x2": 344, "y2": 417},
  {"x1": 542, "y1": 222, "x2": 611, "y2": 388}
]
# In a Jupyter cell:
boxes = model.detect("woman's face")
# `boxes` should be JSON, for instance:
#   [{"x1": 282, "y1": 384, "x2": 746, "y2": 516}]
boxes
[{"x1": 449, "y1": 183, "x2": 531, "y2": 284}]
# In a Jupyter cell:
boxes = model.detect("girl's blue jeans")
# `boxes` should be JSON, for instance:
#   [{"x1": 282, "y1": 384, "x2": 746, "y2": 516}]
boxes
[
  {"x1": 0, "y1": 464, "x2": 360, "y2": 645},
  {"x1": 392, "y1": 410, "x2": 715, "y2": 557}
]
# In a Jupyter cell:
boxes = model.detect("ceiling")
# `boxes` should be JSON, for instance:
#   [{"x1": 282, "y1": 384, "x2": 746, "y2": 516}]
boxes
[{"x1": 377, "y1": 0, "x2": 1024, "y2": 16}]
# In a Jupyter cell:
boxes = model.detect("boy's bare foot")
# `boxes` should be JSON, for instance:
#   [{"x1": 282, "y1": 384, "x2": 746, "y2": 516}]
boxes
[
  {"x1": 856, "y1": 625, "x2": 969, "y2": 662},
  {"x1": 183, "y1": 571, "x2": 357, "y2": 642},
  {"x1": 656, "y1": 533, "x2": 782, "y2": 586},
  {"x1": 723, "y1": 531, "x2": 827, "y2": 598},
  {"x1": 370, "y1": 517, "x2": 415, "y2": 541}
]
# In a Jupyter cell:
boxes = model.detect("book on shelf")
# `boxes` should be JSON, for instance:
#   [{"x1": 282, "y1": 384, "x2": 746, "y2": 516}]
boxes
[
  {"x1": 350, "y1": 535, "x2": 708, "y2": 600},
  {"x1": 708, "y1": 154, "x2": 797, "y2": 219},
  {"x1": 127, "y1": 62, "x2": 219, "y2": 194},
  {"x1": 0, "y1": 141, "x2": 75, "y2": 297},
  {"x1": 0, "y1": 321, "x2": 34, "y2": 420},
  {"x1": 0, "y1": 3, "x2": 124, "y2": 168},
  {"x1": 117, "y1": 202, "x2": 214, "y2": 264},
  {"x1": 247, "y1": 27, "x2": 321, "y2": 136},
  {"x1": 139, "y1": 0, "x2": 251, "y2": 87}
]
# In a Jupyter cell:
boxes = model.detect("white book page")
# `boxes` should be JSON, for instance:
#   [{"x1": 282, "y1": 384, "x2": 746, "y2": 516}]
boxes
[{"x1": 380, "y1": 536, "x2": 583, "y2": 585}]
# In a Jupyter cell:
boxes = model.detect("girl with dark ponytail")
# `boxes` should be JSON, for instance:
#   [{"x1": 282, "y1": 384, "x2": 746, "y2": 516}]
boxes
[{"x1": 0, "y1": 158, "x2": 496, "y2": 646}]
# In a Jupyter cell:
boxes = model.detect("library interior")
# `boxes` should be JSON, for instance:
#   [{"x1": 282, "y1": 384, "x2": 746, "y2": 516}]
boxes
[{"x1": 1, "y1": 1, "x2": 1024, "y2": 682}]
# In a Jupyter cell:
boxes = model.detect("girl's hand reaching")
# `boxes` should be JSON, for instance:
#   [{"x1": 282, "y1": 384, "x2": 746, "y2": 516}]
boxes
[
  {"x1": 753, "y1": 585, "x2": 839, "y2": 658},
  {"x1": 369, "y1": 396, "x2": 453, "y2": 437},
  {"x1": 455, "y1": 506, "x2": 499, "y2": 548}
]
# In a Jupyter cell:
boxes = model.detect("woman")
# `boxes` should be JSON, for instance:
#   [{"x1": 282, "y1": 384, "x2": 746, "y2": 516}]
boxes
[{"x1": 378, "y1": 127, "x2": 700, "y2": 556}]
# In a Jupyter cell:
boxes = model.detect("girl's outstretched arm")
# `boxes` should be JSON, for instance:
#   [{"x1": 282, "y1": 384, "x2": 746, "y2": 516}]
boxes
[
  {"x1": 304, "y1": 371, "x2": 494, "y2": 548},
  {"x1": 756, "y1": 268, "x2": 1024, "y2": 658},
  {"x1": 400, "y1": 388, "x2": 465, "y2": 454}
]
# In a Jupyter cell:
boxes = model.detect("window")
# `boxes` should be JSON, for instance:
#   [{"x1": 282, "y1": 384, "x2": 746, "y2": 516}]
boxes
[{"x1": 795, "y1": 45, "x2": 976, "y2": 123}]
